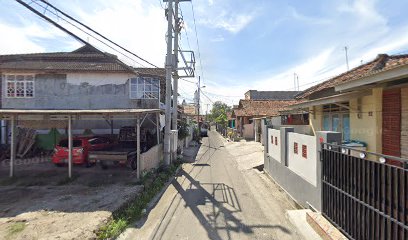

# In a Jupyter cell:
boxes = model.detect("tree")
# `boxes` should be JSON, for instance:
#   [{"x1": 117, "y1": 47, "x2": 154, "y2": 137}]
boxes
[{"x1": 208, "y1": 101, "x2": 231, "y2": 128}]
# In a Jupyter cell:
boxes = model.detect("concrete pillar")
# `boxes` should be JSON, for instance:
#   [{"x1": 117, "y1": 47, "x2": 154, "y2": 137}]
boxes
[
  {"x1": 68, "y1": 115, "x2": 72, "y2": 178},
  {"x1": 1, "y1": 120, "x2": 6, "y2": 145},
  {"x1": 280, "y1": 127, "x2": 294, "y2": 167},
  {"x1": 136, "y1": 116, "x2": 141, "y2": 179},
  {"x1": 316, "y1": 131, "x2": 342, "y2": 211},
  {"x1": 9, "y1": 116, "x2": 16, "y2": 178}
]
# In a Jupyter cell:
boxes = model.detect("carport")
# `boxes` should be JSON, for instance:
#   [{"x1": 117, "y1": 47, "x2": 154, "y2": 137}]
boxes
[{"x1": 0, "y1": 109, "x2": 162, "y2": 179}]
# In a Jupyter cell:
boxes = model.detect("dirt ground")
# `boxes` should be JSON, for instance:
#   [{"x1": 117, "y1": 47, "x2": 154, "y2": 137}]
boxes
[{"x1": 0, "y1": 159, "x2": 143, "y2": 240}]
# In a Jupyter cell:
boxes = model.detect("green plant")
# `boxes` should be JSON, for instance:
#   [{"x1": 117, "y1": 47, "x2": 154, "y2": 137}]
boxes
[
  {"x1": 178, "y1": 119, "x2": 190, "y2": 140},
  {"x1": 6, "y1": 222, "x2": 26, "y2": 239},
  {"x1": 97, "y1": 161, "x2": 182, "y2": 239}
]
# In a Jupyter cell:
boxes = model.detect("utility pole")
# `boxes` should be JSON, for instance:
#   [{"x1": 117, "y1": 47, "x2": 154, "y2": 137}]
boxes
[
  {"x1": 197, "y1": 76, "x2": 201, "y2": 125},
  {"x1": 172, "y1": 0, "x2": 180, "y2": 156},
  {"x1": 164, "y1": 0, "x2": 174, "y2": 165},
  {"x1": 344, "y1": 46, "x2": 350, "y2": 71}
]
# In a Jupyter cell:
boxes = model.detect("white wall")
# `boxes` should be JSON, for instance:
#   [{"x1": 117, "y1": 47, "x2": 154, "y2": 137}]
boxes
[
  {"x1": 267, "y1": 128, "x2": 281, "y2": 162},
  {"x1": 287, "y1": 133, "x2": 317, "y2": 186},
  {"x1": 67, "y1": 72, "x2": 134, "y2": 85},
  {"x1": 140, "y1": 143, "x2": 163, "y2": 172}
]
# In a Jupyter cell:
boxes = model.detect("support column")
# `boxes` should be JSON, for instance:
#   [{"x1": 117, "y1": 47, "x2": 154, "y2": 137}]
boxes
[
  {"x1": 136, "y1": 116, "x2": 141, "y2": 179},
  {"x1": 9, "y1": 115, "x2": 16, "y2": 178},
  {"x1": 172, "y1": 0, "x2": 180, "y2": 160},
  {"x1": 68, "y1": 115, "x2": 72, "y2": 178},
  {"x1": 164, "y1": 0, "x2": 174, "y2": 165}
]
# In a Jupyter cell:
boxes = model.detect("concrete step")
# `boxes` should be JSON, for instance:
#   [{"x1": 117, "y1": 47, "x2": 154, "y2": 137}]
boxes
[{"x1": 306, "y1": 211, "x2": 348, "y2": 240}]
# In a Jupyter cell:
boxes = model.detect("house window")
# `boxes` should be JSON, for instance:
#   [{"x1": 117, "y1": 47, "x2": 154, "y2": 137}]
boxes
[
  {"x1": 302, "y1": 145, "x2": 307, "y2": 158},
  {"x1": 129, "y1": 77, "x2": 160, "y2": 99},
  {"x1": 5, "y1": 74, "x2": 34, "y2": 98},
  {"x1": 294, "y1": 142, "x2": 298, "y2": 154},
  {"x1": 275, "y1": 137, "x2": 278, "y2": 146},
  {"x1": 322, "y1": 103, "x2": 350, "y2": 141},
  {"x1": 271, "y1": 136, "x2": 274, "y2": 144}
]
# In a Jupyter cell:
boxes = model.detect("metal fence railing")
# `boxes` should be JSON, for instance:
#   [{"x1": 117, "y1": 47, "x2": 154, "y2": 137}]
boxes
[{"x1": 321, "y1": 143, "x2": 408, "y2": 240}]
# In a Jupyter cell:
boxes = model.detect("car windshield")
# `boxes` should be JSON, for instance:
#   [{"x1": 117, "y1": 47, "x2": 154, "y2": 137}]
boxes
[{"x1": 58, "y1": 140, "x2": 83, "y2": 148}]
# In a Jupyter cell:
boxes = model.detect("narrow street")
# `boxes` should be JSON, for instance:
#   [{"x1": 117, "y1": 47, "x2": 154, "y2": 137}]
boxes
[{"x1": 124, "y1": 130, "x2": 303, "y2": 240}]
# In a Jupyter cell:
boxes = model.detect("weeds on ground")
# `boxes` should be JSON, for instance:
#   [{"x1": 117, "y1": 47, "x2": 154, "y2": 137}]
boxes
[
  {"x1": 0, "y1": 178, "x2": 16, "y2": 186},
  {"x1": 56, "y1": 175, "x2": 78, "y2": 185},
  {"x1": 97, "y1": 162, "x2": 181, "y2": 240},
  {"x1": 6, "y1": 222, "x2": 26, "y2": 239}
]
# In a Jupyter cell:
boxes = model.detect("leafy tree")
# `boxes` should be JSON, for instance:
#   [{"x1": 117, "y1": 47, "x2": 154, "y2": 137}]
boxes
[{"x1": 208, "y1": 101, "x2": 231, "y2": 127}]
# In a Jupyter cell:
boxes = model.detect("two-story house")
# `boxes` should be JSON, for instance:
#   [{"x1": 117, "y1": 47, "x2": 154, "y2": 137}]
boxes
[
  {"x1": 0, "y1": 45, "x2": 165, "y2": 145},
  {"x1": 0, "y1": 45, "x2": 167, "y2": 179}
]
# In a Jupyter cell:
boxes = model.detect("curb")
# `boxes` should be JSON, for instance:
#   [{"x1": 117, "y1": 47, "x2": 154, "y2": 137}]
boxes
[{"x1": 117, "y1": 164, "x2": 183, "y2": 240}]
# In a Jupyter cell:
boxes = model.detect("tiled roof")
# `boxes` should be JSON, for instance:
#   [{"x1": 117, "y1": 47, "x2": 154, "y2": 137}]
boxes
[
  {"x1": 234, "y1": 99, "x2": 298, "y2": 117},
  {"x1": 297, "y1": 53, "x2": 408, "y2": 99},
  {"x1": 246, "y1": 90, "x2": 300, "y2": 100},
  {"x1": 134, "y1": 68, "x2": 165, "y2": 77},
  {"x1": 0, "y1": 46, "x2": 132, "y2": 73}
]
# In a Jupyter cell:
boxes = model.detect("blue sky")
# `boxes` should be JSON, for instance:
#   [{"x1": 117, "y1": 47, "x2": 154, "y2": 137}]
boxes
[{"x1": 1, "y1": 0, "x2": 408, "y2": 108}]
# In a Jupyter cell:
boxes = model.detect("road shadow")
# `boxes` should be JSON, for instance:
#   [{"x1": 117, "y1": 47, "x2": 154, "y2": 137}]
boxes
[{"x1": 152, "y1": 168, "x2": 292, "y2": 240}]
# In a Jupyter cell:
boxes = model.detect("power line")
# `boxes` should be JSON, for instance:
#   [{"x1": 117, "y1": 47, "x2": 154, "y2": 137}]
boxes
[
  {"x1": 179, "y1": 4, "x2": 192, "y2": 52},
  {"x1": 180, "y1": 78, "x2": 197, "y2": 84},
  {"x1": 26, "y1": 0, "x2": 147, "y2": 68},
  {"x1": 201, "y1": 91, "x2": 214, "y2": 104},
  {"x1": 190, "y1": 1, "x2": 205, "y2": 85},
  {"x1": 36, "y1": 0, "x2": 159, "y2": 68}
]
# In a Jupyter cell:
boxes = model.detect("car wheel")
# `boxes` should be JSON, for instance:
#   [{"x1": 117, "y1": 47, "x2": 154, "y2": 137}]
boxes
[
  {"x1": 130, "y1": 158, "x2": 137, "y2": 170},
  {"x1": 100, "y1": 162, "x2": 108, "y2": 170}
]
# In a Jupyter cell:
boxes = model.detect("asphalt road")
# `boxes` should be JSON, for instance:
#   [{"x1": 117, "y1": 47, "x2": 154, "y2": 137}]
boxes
[{"x1": 149, "y1": 130, "x2": 303, "y2": 240}]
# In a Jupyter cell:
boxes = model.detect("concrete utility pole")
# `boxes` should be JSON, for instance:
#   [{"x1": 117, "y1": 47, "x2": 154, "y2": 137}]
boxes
[
  {"x1": 197, "y1": 76, "x2": 201, "y2": 125},
  {"x1": 164, "y1": 0, "x2": 174, "y2": 165},
  {"x1": 172, "y1": 0, "x2": 180, "y2": 159}
]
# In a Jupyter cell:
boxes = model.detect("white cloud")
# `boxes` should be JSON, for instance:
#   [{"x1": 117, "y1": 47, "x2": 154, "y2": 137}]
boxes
[
  {"x1": 0, "y1": 24, "x2": 43, "y2": 54},
  {"x1": 68, "y1": 0, "x2": 167, "y2": 67},
  {"x1": 199, "y1": 10, "x2": 256, "y2": 34},
  {"x1": 210, "y1": 35, "x2": 225, "y2": 42}
]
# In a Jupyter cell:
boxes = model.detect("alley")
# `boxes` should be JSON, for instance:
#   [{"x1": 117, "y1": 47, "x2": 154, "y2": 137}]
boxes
[{"x1": 134, "y1": 130, "x2": 303, "y2": 240}]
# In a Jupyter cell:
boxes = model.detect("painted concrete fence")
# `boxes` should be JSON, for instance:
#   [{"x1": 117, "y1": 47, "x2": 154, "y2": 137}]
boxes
[
  {"x1": 140, "y1": 143, "x2": 163, "y2": 173},
  {"x1": 264, "y1": 126, "x2": 341, "y2": 211}
]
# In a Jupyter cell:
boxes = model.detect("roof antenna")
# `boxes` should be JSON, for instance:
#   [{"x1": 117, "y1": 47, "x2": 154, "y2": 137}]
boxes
[
  {"x1": 294, "y1": 73, "x2": 300, "y2": 91},
  {"x1": 344, "y1": 46, "x2": 350, "y2": 71}
]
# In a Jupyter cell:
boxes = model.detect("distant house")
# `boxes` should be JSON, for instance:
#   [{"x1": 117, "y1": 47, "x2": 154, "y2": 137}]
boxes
[
  {"x1": 181, "y1": 100, "x2": 197, "y2": 117},
  {"x1": 244, "y1": 90, "x2": 300, "y2": 100},
  {"x1": 233, "y1": 94, "x2": 298, "y2": 139},
  {"x1": 290, "y1": 53, "x2": 408, "y2": 158}
]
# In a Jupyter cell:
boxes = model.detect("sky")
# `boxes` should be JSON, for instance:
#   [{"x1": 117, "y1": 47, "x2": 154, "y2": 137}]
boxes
[{"x1": 1, "y1": 0, "x2": 408, "y2": 109}]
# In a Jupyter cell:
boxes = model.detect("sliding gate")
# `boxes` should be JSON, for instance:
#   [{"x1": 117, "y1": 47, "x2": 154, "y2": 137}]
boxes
[{"x1": 321, "y1": 143, "x2": 408, "y2": 240}]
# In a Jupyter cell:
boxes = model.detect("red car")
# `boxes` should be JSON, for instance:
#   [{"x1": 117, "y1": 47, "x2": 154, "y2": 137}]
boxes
[{"x1": 52, "y1": 136, "x2": 113, "y2": 166}]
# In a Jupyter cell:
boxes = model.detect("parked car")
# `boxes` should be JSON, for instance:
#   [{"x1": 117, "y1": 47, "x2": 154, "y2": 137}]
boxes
[
  {"x1": 52, "y1": 136, "x2": 113, "y2": 167},
  {"x1": 200, "y1": 123, "x2": 209, "y2": 137}
]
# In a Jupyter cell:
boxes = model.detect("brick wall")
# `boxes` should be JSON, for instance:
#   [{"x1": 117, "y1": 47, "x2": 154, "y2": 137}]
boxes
[
  {"x1": 0, "y1": 73, "x2": 2, "y2": 108},
  {"x1": 382, "y1": 88, "x2": 401, "y2": 157}
]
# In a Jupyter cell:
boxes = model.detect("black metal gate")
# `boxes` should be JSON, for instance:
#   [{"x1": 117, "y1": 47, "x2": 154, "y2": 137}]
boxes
[{"x1": 321, "y1": 143, "x2": 408, "y2": 240}]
